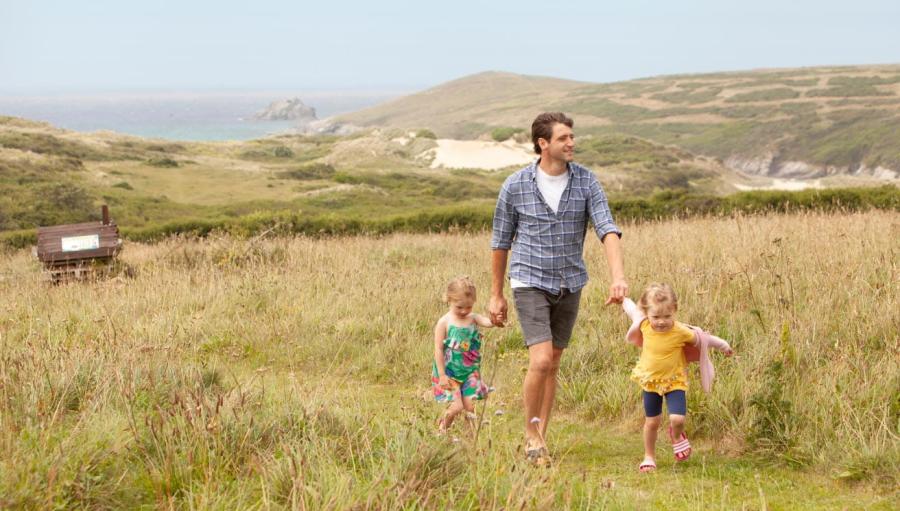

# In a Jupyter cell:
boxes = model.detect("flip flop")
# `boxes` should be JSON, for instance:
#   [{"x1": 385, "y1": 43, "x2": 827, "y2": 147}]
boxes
[
  {"x1": 668, "y1": 426, "x2": 692, "y2": 462},
  {"x1": 525, "y1": 448, "x2": 552, "y2": 467},
  {"x1": 639, "y1": 458, "x2": 657, "y2": 473},
  {"x1": 525, "y1": 439, "x2": 551, "y2": 467}
]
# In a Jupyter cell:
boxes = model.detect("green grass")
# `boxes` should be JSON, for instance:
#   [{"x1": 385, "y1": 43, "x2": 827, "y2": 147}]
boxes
[
  {"x1": 725, "y1": 88, "x2": 801, "y2": 103},
  {"x1": 650, "y1": 87, "x2": 723, "y2": 104},
  {"x1": 1, "y1": 212, "x2": 897, "y2": 508}
]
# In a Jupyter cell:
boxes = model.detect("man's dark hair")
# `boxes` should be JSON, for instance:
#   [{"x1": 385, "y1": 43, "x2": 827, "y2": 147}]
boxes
[{"x1": 531, "y1": 112, "x2": 574, "y2": 155}]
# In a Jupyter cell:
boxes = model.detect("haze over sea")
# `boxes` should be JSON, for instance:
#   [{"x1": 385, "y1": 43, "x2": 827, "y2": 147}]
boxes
[{"x1": 0, "y1": 90, "x2": 402, "y2": 141}]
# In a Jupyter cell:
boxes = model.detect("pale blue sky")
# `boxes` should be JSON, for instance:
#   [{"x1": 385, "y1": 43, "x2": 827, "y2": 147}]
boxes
[{"x1": 2, "y1": 0, "x2": 899, "y2": 93}]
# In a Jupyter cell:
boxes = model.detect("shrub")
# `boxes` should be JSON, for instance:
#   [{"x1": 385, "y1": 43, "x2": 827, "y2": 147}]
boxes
[
  {"x1": 725, "y1": 88, "x2": 800, "y2": 103},
  {"x1": 490, "y1": 127, "x2": 524, "y2": 142},
  {"x1": 273, "y1": 146, "x2": 294, "y2": 158},
  {"x1": 112, "y1": 181, "x2": 134, "y2": 190},
  {"x1": 147, "y1": 157, "x2": 179, "y2": 168},
  {"x1": 0, "y1": 132, "x2": 106, "y2": 160},
  {"x1": 414, "y1": 129, "x2": 437, "y2": 140},
  {"x1": 277, "y1": 163, "x2": 336, "y2": 180}
]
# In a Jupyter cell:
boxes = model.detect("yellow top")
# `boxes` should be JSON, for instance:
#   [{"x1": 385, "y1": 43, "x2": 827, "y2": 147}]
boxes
[{"x1": 630, "y1": 320, "x2": 695, "y2": 395}]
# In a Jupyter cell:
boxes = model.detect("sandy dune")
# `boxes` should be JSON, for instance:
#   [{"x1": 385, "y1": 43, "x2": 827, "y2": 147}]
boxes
[
  {"x1": 429, "y1": 139, "x2": 534, "y2": 170},
  {"x1": 733, "y1": 178, "x2": 824, "y2": 191}
]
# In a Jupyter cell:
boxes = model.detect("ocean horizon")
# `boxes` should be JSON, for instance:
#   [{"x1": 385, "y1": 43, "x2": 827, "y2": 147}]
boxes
[{"x1": 0, "y1": 90, "x2": 403, "y2": 141}]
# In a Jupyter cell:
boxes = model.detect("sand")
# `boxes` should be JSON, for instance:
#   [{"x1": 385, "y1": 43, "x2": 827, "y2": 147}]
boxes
[
  {"x1": 429, "y1": 139, "x2": 534, "y2": 170},
  {"x1": 733, "y1": 178, "x2": 824, "y2": 191}
]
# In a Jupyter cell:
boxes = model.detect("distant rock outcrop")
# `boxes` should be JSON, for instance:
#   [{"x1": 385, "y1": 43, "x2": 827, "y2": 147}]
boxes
[
  {"x1": 725, "y1": 154, "x2": 898, "y2": 180},
  {"x1": 300, "y1": 119, "x2": 361, "y2": 136},
  {"x1": 255, "y1": 98, "x2": 318, "y2": 124}
]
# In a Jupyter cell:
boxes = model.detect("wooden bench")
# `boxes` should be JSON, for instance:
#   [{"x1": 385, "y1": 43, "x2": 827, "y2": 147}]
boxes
[{"x1": 36, "y1": 205, "x2": 123, "y2": 282}]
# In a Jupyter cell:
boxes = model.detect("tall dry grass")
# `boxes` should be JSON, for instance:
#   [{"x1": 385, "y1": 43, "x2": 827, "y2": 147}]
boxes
[{"x1": 0, "y1": 210, "x2": 897, "y2": 508}]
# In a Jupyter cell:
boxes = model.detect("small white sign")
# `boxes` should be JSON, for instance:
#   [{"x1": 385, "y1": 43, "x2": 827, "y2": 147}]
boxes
[{"x1": 61, "y1": 234, "x2": 100, "y2": 252}]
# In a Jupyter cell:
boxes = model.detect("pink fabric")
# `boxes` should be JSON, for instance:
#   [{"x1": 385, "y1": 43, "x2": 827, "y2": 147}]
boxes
[{"x1": 621, "y1": 298, "x2": 731, "y2": 393}]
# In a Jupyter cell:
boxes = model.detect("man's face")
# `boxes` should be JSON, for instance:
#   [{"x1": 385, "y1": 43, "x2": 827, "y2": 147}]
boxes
[{"x1": 539, "y1": 123, "x2": 575, "y2": 162}]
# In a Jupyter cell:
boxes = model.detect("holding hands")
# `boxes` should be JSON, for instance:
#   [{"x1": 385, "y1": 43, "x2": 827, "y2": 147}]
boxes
[
  {"x1": 489, "y1": 295, "x2": 508, "y2": 327},
  {"x1": 605, "y1": 277, "x2": 629, "y2": 305}
]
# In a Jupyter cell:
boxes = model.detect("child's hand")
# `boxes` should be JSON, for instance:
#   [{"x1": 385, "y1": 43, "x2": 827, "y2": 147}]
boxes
[
  {"x1": 722, "y1": 347, "x2": 735, "y2": 357},
  {"x1": 438, "y1": 375, "x2": 451, "y2": 390}
]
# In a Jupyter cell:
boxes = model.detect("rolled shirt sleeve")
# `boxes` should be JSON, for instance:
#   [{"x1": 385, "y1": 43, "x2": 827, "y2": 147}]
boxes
[
  {"x1": 586, "y1": 173, "x2": 621, "y2": 242},
  {"x1": 491, "y1": 180, "x2": 517, "y2": 250}
]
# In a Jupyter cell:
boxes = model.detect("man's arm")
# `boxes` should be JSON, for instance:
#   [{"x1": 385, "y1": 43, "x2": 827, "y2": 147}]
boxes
[
  {"x1": 489, "y1": 249, "x2": 509, "y2": 326},
  {"x1": 585, "y1": 174, "x2": 628, "y2": 304},
  {"x1": 490, "y1": 178, "x2": 516, "y2": 327},
  {"x1": 601, "y1": 232, "x2": 627, "y2": 304}
]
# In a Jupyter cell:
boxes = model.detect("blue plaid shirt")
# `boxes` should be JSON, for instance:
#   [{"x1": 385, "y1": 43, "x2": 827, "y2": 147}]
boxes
[{"x1": 491, "y1": 160, "x2": 621, "y2": 294}]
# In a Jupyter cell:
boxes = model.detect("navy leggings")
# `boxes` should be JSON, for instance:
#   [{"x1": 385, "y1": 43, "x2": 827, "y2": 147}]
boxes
[{"x1": 642, "y1": 390, "x2": 686, "y2": 417}]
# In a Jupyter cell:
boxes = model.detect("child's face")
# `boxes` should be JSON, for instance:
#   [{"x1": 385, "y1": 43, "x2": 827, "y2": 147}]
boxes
[
  {"x1": 647, "y1": 303, "x2": 676, "y2": 332},
  {"x1": 449, "y1": 298, "x2": 474, "y2": 320}
]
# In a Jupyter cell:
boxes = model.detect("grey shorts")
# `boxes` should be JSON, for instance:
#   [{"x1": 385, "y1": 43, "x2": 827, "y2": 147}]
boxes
[{"x1": 512, "y1": 287, "x2": 582, "y2": 349}]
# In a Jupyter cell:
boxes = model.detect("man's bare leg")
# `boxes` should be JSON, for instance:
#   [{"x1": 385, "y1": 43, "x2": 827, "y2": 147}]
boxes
[
  {"x1": 523, "y1": 340, "x2": 554, "y2": 449},
  {"x1": 537, "y1": 346, "x2": 564, "y2": 440}
]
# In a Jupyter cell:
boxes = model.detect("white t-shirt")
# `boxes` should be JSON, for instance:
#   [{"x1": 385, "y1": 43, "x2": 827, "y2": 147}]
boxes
[
  {"x1": 536, "y1": 166, "x2": 569, "y2": 214},
  {"x1": 510, "y1": 165, "x2": 569, "y2": 289}
]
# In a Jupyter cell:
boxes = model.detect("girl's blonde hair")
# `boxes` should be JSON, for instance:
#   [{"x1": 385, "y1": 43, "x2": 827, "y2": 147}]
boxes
[
  {"x1": 444, "y1": 275, "x2": 477, "y2": 303},
  {"x1": 638, "y1": 282, "x2": 678, "y2": 313}
]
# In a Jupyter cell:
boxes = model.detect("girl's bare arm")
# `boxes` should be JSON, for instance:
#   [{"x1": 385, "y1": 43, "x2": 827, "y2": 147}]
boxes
[
  {"x1": 473, "y1": 313, "x2": 495, "y2": 328},
  {"x1": 433, "y1": 316, "x2": 448, "y2": 378}
]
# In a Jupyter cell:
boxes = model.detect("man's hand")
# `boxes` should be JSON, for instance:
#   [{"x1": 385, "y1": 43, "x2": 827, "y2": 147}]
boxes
[
  {"x1": 605, "y1": 278, "x2": 629, "y2": 305},
  {"x1": 489, "y1": 295, "x2": 508, "y2": 326}
]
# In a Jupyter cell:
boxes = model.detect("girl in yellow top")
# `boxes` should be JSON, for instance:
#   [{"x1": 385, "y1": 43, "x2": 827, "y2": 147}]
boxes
[{"x1": 629, "y1": 283, "x2": 733, "y2": 473}]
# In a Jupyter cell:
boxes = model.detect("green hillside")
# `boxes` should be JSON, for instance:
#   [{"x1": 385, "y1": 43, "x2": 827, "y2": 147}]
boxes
[
  {"x1": 0, "y1": 115, "x2": 750, "y2": 236},
  {"x1": 334, "y1": 66, "x2": 900, "y2": 177}
]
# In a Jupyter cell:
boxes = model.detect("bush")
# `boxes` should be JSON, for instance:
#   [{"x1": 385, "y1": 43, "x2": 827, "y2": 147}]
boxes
[
  {"x1": 273, "y1": 146, "x2": 294, "y2": 158},
  {"x1": 0, "y1": 132, "x2": 107, "y2": 160},
  {"x1": 725, "y1": 88, "x2": 800, "y2": 103},
  {"x1": 490, "y1": 127, "x2": 524, "y2": 142},
  {"x1": 277, "y1": 163, "x2": 336, "y2": 180},
  {"x1": 3, "y1": 186, "x2": 896, "y2": 248},
  {"x1": 0, "y1": 229, "x2": 36, "y2": 249},
  {"x1": 147, "y1": 157, "x2": 179, "y2": 168},
  {"x1": 112, "y1": 181, "x2": 134, "y2": 190},
  {"x1": 414, "y1": 129, "x2": 437, "y2": 140}
]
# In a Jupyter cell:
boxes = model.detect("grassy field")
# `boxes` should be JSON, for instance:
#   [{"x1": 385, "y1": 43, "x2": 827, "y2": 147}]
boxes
[{"x1": 1, "y1": 210, "x2": 897, "y2": 509}]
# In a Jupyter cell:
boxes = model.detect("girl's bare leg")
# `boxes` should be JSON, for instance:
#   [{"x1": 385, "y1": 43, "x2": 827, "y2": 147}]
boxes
[
  {"x1": 462, "y1": 396, "x2": 477, "y2": 437},
  {"x1": 669, "y1": 414, "x2": 686, "y2": 439},
  {"x1": 643, "y1": 415, "x2": 661, "y2": 461},
  {"x1": 439, "y1": 384, "x2": 464, "y2": 432}
]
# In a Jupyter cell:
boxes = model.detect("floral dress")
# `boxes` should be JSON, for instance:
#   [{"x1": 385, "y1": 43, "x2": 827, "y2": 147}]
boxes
[{"x1": 432, "y1": 323, "x2": 489, "y2": 402}]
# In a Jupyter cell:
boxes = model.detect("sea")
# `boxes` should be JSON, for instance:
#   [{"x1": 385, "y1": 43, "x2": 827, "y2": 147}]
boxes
[{"x1": 0, "y1": 90, "x2": 402, "y2": 141}]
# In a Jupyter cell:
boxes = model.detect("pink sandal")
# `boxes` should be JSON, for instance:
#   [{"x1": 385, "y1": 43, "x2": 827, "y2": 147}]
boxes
[
  {"x1": 638, "y1": 458, "x2": 656, "y2": 473},
  {"x1": 669, "y1": 426, "x2": 692, "y2": 462}
]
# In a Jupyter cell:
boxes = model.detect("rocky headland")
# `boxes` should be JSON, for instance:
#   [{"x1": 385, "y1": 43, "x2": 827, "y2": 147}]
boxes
[{"x1": 255, "y1": 98, "x2": 318, "y2": 125}]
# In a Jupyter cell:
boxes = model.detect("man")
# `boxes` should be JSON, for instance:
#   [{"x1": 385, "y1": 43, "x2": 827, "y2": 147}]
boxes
[{"x1": 489, "y1": 112, "x2": 627, "y2": 464}]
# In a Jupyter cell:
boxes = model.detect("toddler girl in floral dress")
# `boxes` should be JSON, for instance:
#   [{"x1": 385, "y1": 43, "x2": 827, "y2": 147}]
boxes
[{"x1": 432, "y1": 276, "x2": 496, "y2": 434}]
